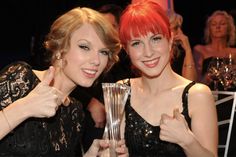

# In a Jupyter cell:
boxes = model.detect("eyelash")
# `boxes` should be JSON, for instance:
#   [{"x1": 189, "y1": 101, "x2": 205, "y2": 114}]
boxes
[
  {"x1": 131, "y1": 35, "x2": 162, "y2": 46},
  {"x1": 79, "y1": 45, "x2": 89, "y2": 51},
  {"x1": 100, "y1": 50, "x2": 109, "y2": 56},
  {"x1": 131, "y1": 41, "x2": 140, "y2": 47},
  {"x1": 152, "y1": 36, "x2": 161, "y2": 41},
  {"x1": 79, "y1": 44, "x2": 109, "y2": 56}
]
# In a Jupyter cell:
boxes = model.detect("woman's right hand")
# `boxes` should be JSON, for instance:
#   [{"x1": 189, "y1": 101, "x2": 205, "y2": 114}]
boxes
[
  {"x1": 19, "y1": 66, "x2": 63, "y2": 118},
  {"x1": 173, "y1": 29, "x2": 191, "y2": 53}
]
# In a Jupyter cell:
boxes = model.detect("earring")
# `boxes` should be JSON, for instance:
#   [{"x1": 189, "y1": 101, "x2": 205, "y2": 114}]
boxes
[{"x1": 55, "y1": 53, "x2": 61, "y2": 60}]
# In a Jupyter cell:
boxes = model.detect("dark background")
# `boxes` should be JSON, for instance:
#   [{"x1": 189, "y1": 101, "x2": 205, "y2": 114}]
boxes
[{"x1": 0, "y1": 0, "x2": 235, "y2": 69}]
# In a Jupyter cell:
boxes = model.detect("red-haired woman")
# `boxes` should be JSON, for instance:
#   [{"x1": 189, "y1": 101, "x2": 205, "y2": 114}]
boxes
[{"x1": 119, "y1": 0, "x2": 218, "y2": 156}]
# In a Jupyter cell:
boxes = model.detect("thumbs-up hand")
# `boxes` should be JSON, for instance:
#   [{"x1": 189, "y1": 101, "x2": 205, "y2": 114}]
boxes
[
  {"x1": 20, "y1": 66, "x2": 63, "y2": 118},
  {"x1": 159, "y1": 108, "x2": 191, "y2": 145},
  {"x1": 41, "y1": 66, "x2": 55, "y2": 86},
  {"x1": 173, "y1": 108, "x2": 188, "y2": 128}
]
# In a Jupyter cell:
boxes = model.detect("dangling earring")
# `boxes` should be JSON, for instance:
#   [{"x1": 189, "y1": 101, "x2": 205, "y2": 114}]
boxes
[
  {"x1": 55, "y1": 53, "x2": 64, "y2": 69},
  {"x1": 55, "y1": 53, "x2": 61, "y2": 60}
]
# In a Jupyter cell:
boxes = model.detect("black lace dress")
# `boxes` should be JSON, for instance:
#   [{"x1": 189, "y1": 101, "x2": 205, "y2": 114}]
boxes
[
  {"x1": 124, "y1": 80, "x2": 195, "y2": 157},
  {"x1": 0, "y1": 61, "x2": 84, "y2": 157}
]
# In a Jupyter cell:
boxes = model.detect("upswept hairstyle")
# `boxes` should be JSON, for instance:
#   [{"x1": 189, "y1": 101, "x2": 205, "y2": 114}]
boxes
[
  {"x1": 204, "y1": 10, "x2": 236, "y2": 46},
  {"x1": 119, "y1": 0, "x2": 171, "y2": 47},
  {"x1": 44, "y1": 7, "x2": 121, "y2": 72}
]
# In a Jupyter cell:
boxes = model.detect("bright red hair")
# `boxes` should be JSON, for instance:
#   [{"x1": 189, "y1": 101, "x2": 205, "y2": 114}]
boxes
[{"x1": 119, "y1": 0, "x2": 171, "y2": 47}]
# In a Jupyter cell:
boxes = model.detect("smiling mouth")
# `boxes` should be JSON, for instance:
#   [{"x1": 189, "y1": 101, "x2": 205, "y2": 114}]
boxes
[
  {"x1": 84, "y1": 69, "x2": 97, "y2": 74},
  {"x1": 83, "y1": 69, "x2": 98, "y2": 78},
  {"x1": 143, "y1": 57, "x2": 160, "y2": 68}
]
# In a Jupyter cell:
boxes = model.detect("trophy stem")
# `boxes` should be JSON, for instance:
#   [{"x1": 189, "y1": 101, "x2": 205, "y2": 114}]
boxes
[{"x1": 101, "y1": 83, "x2": 130, "y2": 157}]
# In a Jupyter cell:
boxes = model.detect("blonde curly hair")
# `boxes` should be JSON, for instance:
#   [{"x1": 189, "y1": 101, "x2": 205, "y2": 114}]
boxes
[{"x1": 44, "y1": 7, "x2": 121, "y2": 72}]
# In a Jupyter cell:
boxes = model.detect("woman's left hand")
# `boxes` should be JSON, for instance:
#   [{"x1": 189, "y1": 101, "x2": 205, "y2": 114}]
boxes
[{"x1": 174, "y1": 29, "x2": 191, "y2": 53}]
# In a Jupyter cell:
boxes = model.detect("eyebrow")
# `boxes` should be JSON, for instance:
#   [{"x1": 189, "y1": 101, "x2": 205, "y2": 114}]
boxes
[
  {"x1": 77, "y1": 39, "x2": 109, "y2": 51},
  {"x1": 77, "y1": 39, "x2": 89, "y2": 43}
]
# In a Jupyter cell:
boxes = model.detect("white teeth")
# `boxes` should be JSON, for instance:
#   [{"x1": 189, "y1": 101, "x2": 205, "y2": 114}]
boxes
[
  {"x1": 84, "y1": 69, "x2": 96, "y2": 74},
  {"x1": 144, "y1": 59, "x2": 157, "y2": 65}
]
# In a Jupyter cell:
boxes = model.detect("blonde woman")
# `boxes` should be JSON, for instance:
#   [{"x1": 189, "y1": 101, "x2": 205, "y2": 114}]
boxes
[
  {"x1": 0, "y1": 7, "x2": 127, "y2": 156},
  {"x1": 193, "y1": 10, "x2": 236, "y2": 84}
]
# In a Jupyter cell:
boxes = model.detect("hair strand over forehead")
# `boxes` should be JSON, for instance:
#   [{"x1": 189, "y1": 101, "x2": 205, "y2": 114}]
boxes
[{"x1": 119, "y1": 0, "x2": 171, "y2": 46}]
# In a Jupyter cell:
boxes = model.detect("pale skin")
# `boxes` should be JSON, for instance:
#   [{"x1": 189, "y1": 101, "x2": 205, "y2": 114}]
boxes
[
  {"x1": 120, "y1": 32, "x2": 218, "y2": 157},
  {"x1": 84, "y1": 139, "x2": 128, "y2": 157},
  {"x1": 193, "y1": 14, "x2": 236, "y2": 82},
  {"x1": 0, "y1": 23, "x2": 128, "y2": 156}
]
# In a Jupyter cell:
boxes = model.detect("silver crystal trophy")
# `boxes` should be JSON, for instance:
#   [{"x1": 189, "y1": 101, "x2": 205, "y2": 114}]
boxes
[{"x1": 101, "y1": 83, "x2": 130, "y2": 157}]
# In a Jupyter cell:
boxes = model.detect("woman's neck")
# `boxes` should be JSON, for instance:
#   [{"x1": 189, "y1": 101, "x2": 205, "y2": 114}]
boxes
[
  {"x1": 209, "y1": 38, "x2": 228, "y2": 51},
  {"x1": 52, "y1": 68, "x2": 76, "y2": 99},
  {"x1": 140, "y1": 65, "x2": 179, "y2": 94}
]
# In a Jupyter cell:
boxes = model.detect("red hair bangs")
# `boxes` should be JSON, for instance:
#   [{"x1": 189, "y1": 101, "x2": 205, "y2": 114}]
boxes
[{"x1": 119, "y1": 0, "x2": 171, "y2": 46}]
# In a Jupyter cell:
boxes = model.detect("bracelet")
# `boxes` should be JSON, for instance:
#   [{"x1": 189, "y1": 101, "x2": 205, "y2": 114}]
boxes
[
  {"x1": 184, "y1": 64, "x2": 195, "y2": 68},
  {"x1": 1, "y1": 109, "x2": 12, "y2": 132}
]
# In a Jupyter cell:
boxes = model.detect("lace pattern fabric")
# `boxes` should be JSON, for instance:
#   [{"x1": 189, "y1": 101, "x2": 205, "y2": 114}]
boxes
[{"x1": 0, "y1": 62, "x2": 84, "y2": 156}]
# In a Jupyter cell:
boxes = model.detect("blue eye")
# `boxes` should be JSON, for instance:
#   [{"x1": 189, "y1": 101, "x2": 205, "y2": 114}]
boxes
[{"x1": 79, "y1": 45, "x2": 90, "y2": 51}]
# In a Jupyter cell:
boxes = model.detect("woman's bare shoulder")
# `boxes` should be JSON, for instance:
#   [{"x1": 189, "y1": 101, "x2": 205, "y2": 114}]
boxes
[
  {"x1": 193, "y1": 44, "x2": 208, "y2": 53},
  {"x1": 188, "y1": 83, "x2": 215, "y2": 117},
  {"x1": 193, "y1": 44, "x2": 205, "y2": 50},
  {"x1": 189, "y1": 82, "x2": 212, "y2": 95},
  {"x1": 188, "y1": 82, "x2": 215, "y2": 108}
]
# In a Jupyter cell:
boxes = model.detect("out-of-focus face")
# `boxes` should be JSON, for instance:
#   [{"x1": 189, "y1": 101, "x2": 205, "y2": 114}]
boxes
[
  {"x1": 102, "y1": 13, "x2": 119, "y2": 30},
  {"x1": 60, "y1": 23, "x2": 110, "y2": 87},
  {"x1": 127, "y1": 32, "x2": 171, "y2": 77},
  {"x1": 210, "y1": 14, "x2": 228, "y2": 38}
]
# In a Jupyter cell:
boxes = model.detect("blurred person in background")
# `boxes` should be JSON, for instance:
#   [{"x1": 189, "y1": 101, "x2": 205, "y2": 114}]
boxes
[
  {"x1": 193, "y1": 10, "x2": 236, "y2": 85},
  {"x1": 169, "y1": 12, "x2": 197, "y2": 81}
]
